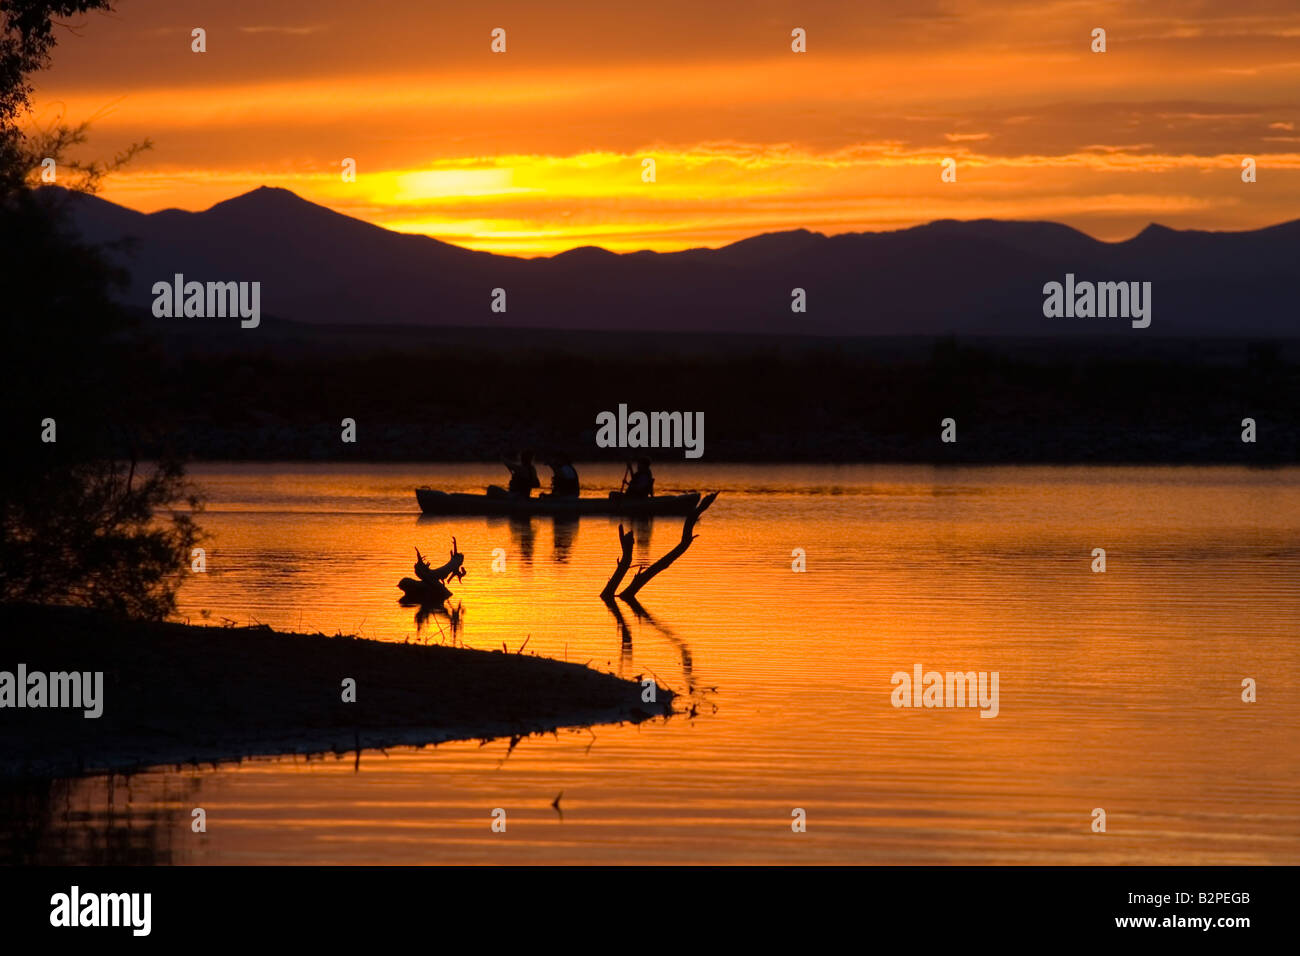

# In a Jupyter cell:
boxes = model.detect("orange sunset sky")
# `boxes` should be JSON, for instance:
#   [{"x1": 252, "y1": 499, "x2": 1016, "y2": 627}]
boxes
[{"x1": 28, "y1": 0, "x2": 1300, "y2": 254}]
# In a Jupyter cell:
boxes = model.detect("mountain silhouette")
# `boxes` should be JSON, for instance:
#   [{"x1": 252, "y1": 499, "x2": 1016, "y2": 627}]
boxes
[{"x1": 57, "y1": 186, "x2": 1300, "y2": 337}]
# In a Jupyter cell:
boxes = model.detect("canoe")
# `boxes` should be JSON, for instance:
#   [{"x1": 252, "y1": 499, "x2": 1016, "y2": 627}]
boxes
[{"x1": 416, "y1": 487, "x2": 701, "y2": 517}]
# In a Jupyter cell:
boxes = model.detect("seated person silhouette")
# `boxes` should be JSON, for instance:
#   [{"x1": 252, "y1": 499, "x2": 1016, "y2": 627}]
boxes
[
  {"x1": 546, "y1": 453, "x2": 580, "y2": 497},
  {"x1": 488, "y1": 450, "x2": 541, "y2": 498},
  {"x1": 624, "y1": 457, "x2": 655, "y2": 498}
]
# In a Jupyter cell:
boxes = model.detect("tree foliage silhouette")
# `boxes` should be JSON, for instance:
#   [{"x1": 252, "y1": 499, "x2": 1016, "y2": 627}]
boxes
[{"x1": 1, "y1": 1, "x2": 200, "y2": 619}]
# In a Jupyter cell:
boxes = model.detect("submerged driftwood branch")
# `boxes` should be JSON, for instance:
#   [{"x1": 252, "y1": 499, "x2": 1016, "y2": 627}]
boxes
[
  {"x1": 399, "y1": 538, "x2": 466, "y2": 605},
  {"x1": 617, "y1": 492, "x2": 718, "y2": 600},
  {"x1": 600, "y1": 523, "x2": 636, "y2": 600},
  {"x1": 416, "y1": 537, "x2": 466, "y2": 584}
]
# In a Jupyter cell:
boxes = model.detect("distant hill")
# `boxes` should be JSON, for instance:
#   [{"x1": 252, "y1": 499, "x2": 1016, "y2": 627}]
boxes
[{"x1": 56, "y1": 186, "x2": 1300, "y2": 337}]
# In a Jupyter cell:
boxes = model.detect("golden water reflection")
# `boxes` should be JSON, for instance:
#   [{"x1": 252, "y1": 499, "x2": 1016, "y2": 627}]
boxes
[{"x1": 6, "y1": 464, "x2": 1298, "y2": 864}]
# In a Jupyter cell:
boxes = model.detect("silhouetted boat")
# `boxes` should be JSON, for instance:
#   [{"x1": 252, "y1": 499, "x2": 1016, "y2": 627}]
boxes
[{"x1": 415, "y1": 488, "x2": 701, "y2": 517}]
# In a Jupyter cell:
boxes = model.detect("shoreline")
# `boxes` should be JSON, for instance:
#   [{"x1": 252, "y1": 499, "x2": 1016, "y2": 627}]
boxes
[{"x1": 0, "y1": 605, "x2": 674, "y2": 780}]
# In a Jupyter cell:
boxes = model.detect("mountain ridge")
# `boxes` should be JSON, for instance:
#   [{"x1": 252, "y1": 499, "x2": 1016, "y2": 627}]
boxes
[{"x1": 50, "y1": 185, "x2": 1300, "y2": 337}]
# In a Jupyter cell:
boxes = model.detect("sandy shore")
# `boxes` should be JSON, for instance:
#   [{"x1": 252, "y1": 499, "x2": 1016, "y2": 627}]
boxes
[{"x1": 0, "y1": 604, "x2": 674, "y2": 779}]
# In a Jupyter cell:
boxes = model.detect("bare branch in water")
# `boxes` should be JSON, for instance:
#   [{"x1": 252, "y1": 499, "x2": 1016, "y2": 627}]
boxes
[
  {"x1": 600, "y1": 523, "x2": 635, "y2": 600},
  {"x1": 618, "y1": 492, "x2": 718, "y2": 600}
]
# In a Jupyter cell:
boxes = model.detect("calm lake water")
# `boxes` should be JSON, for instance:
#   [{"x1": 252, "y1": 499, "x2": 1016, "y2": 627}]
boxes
[{"x1": 6, "y1": 463, "x2": 1300, "y2": 864}]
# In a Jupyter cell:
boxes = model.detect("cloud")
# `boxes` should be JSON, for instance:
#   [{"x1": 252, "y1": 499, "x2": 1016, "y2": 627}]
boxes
[
  {"x1": 85, "y1": 140, "x2": 1300, "y2": 255},
  {"x1": 238, "y1": 25, "x2": 328, "y2": 36},
  {"x1": 27, "y1": 0, "x2": 1300, "y2": 251}
]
